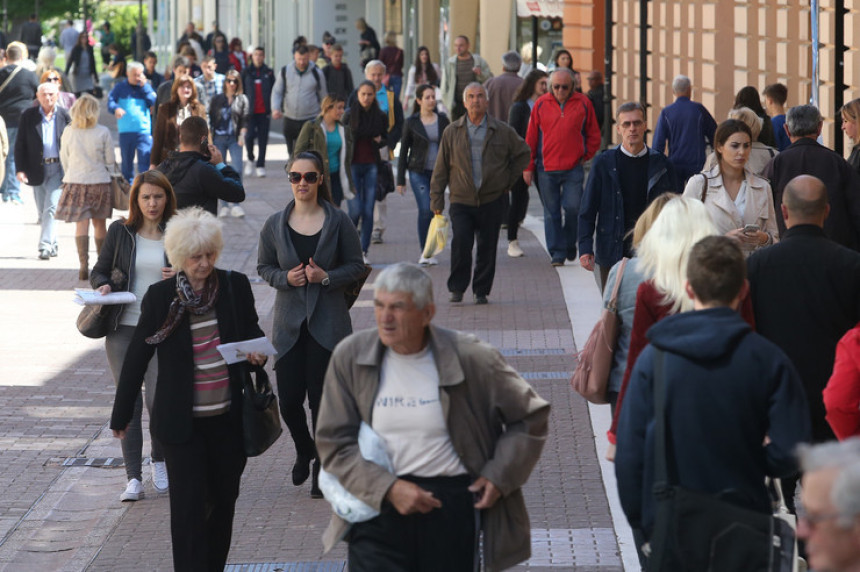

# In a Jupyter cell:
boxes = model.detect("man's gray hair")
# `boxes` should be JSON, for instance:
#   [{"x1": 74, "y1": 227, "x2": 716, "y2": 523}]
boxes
[
  {"x1": 37, "y1": 81, "x2": 59, "y2": 94},
  {"x1": 463, "y1": 81, "x2": 488, "y2": 98},
  {"x1": 127, "y1": 61, "x2": 144, "y2": 73},
  {"x1": 364, "y1": 59, "x2": 386, "y2": 73},
  {"x1": 374, "y1": 263, "x2": 434, "y2": 309},
  {"x1": 672, "y1": 75, "x2": 691, "y2": 95},
  {"x1": 501, "y1": 50, "x2": 522, "y2": 72},
  {"x1": 550, "y1": 68, "x2": 575, "y2": 83},
  {"x1": 799, "y1": 437, "x2": 860, "y2": 527},
  {"x1": 616, "y1": 101, "x2": 646, "y2": 120},
  {"x1": 786, "y1": 104, "x2": 823, "y2": 138}
]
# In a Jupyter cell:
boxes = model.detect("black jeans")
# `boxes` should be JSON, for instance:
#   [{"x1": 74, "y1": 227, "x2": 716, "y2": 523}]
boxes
[
  {"x1": 274, "y1": 322, "x2": 332, "y2": 459},
  {"x1": 348, "y1": 474, "x2": 478, "y2": 572},
  {"x1": 448, "y1": 196, "x2": 505, "y2": 297},
  {"x1": 161, "y1": 413, "x2": 246, "y2": 572},
  {"x1": 245, "y1": 113, "x2": 270, "y2": 167},
  {"x1": 507, "y1": 176, "x2": 531, "y2": 241},
  {"x1": 282, "y1": 117, "x2": 308, "y2": 157}
]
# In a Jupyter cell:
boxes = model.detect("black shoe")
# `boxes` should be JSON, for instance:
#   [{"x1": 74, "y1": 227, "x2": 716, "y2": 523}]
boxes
[
  {"x1": 310, "y1": 460, "x2": 323, "y2": 499},
  {"x1": 449, "y1": 291, "x2": 463, "y2": 303},
  {"x1": 292, "y1": 453, "x2": 312, "y2": 486},
  {"x1": 474, "y1": 294, "x2": 488, "y2": 305}
]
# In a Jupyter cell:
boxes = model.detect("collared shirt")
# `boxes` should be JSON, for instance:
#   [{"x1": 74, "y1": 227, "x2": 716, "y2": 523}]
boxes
[
  {"x1": 40, "y1": 105, "x2": 59, "y2": 159},
  {"x1": 619, "y1": 143, "x2": 648, "y2": 158},
  {"x1": 194, "y1": 73, "x2": 225, "y2": 107},
  {"x1": 467, "y1": 113, "x2": 488, "y2": 189}
]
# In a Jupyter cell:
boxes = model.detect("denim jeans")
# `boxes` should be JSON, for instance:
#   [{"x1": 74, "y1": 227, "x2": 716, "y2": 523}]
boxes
[
  {"x1": 245, "y1": 113, "x2": 270, "y2": 167},
  {"x1": 32, "y1": 163, "x2": 63, "y2": 251},
  {"x1": 349, "y1": 162, "x2": 378, "y2": 253},
  {"x1": 409, "y1": 169, "x2": 433, "y2": 250},
  {"x1": 119, "y1": 131, "x2": 152, "y2": 183},
  {"x1": 537, "y1": 165, "x2": 584, "y2": 262},
  {"x1": 1, "y1": 127, "x2": 19, "y2": 200},
  {"x1": 214, "y1": 134, "x2": 243, "y2": 209},
  {"x1": 329, "y1": 171, "x2": 344, "y2": 206}
]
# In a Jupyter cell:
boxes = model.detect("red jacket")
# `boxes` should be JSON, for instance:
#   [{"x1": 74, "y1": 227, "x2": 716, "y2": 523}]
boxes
[
  {"x1": 824, "y1": 324, "x2": 860, "y2": 440},
  {"x1": 525, "y1": 91, "x2": 601, "y2": 172}
]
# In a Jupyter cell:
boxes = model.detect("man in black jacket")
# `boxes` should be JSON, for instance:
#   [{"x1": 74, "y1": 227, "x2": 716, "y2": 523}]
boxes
[
  {"x1": 15, "y1": 82, "x2": 70, "y2": 259},
  {"x1": 748, "y1": 174, "x2": 860, "y2": 509},
  {"x1": 0, "y1": 43, "x2": 39, "y2": 204},
  {"x1": 155, "y1": 116, "x2": 244, "y2": 214},
  {"x1": 242, "y1": 47, "x2": 274, "y2": 178},
  {"x1": 763, "y1": 104, "x2": 860, "y2": 250}
]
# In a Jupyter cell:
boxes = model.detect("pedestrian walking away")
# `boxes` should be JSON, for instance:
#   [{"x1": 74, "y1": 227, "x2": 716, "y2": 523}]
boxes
[
  {"x1": 484, "y1": 51, "x2": 523, "y2": 122},
  {"x1": 316, "y1": 262, "x2": 550, "y2": 572}
]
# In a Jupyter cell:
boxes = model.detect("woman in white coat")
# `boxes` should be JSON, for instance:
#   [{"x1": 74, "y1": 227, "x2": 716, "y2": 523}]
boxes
[{"x1": 683, "y1": 119, "x2": 778, "y2": 255}]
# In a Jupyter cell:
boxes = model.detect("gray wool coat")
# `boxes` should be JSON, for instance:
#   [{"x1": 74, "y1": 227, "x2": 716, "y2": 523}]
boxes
[{"x1": 257, "y1": 199, "x2": 365, "y2": 358}]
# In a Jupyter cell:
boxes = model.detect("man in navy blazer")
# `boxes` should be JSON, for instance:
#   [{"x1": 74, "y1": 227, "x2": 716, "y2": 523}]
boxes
[{"x1": 15, "y1": 81, "x2": 70, "y2": 260}]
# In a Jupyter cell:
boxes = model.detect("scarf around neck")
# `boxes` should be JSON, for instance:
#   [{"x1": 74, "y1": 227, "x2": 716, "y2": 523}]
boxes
[{"x1": 145, "y1": 271, "x2": 219, "y2": 344}]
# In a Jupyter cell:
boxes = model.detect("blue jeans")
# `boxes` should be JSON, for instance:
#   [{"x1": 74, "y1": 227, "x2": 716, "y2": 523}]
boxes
[
  {"x1": 33, "y1": 163, "x2": 63, "y2": 251},
  {"x1": 119, "y1": 131, "x2": 152, "y2": 183},
  {"x1": 348, "y1": 162, "x2": 378, "y2": 253},
  {"x1": 1, "y1": 127, "x2": 19, "y2": 200},
  {"x1": 537, "y1": 165, "x2": 584, "y2": 262},
  {"x1": 388, "y1": 76, "x2": 403, "y2": 101},
  {"x1": 409, "y1": 169, "x2": 433, "y2": 250},
  {"x1": 214, "y1": 134, "x2": 243, "y2": 209}
]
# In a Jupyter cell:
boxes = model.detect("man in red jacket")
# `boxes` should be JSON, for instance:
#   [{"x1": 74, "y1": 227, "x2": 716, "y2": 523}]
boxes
[{"x1": 524, "y1": 68, "x2": 601, "y2": 266}]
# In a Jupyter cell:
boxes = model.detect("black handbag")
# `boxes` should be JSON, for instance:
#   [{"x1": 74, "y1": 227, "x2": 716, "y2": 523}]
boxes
[
  {"x1": 646, "y1": 349, "x2": 795, "y2": 572},
  {"x1": 225, "y1": 271, "x2": 282, "y2": 457},
  {"x1": 375, "y1": 160, "x2": 395, "y2": 201},
  {"x1": 344, "y1": 264, "x2": 372, "y2": 309},
  {"x1": 76, "y1": 248, "x2": 126, "y2": 339}
]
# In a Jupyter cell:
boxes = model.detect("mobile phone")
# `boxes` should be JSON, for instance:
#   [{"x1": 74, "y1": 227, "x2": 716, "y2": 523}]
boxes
[
  {"x1": 200, "y1": 139, "x2": 211, "y2": 160},
  {"x1": 743, "y1": 224, "x2": 760, "y2": 234}
]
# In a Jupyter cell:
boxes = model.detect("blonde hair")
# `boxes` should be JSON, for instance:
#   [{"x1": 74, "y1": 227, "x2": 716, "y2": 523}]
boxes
[
  {"x1": 631, "y1": 193, "x2": 676, "y2": 250},
  {"x1": 164, "y1": 207, "x2": 224, "y2": 271},
  {"x1": 727, "y1": 106, "x2": 763, "y2": 141},
  {"x1": 842, "y1": 98, "x2": 860, "y2": 143},
  {"x1": 70, "y1": 94, "x2": 100, "y2": 129},
  {"x1": 637, "y1": 197, "x2": 718, "y2": 314}
]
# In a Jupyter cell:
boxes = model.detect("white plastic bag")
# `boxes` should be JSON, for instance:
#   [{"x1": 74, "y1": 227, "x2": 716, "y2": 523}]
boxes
[{"x1": 318, "y1": 421, "x2": 394, "y2": 523}]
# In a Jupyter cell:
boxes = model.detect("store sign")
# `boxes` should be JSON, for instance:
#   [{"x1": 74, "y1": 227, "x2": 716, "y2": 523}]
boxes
[{"x1": 517, "y1": 0, "x2": 564, "y2": 18}]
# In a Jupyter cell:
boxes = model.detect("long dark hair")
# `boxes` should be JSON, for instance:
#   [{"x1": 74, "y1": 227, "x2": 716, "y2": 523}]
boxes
[
  {"x1": 413, "y1": 46, "x2": 438, "y2": 86},
  {"x1": 713, "y1": 119, "x2": 753, "y2": 164},
  {"x1": 287, "y1": 151, "x2": 333, "y2": 205},
  {"x1": 553, "y1": 49, "x2": 573, "y2": 69},
  {"x1": 412, "y1": 84, "x2": 437, "y2": 115},
  {"x1": 349, "y1": 80, "x2": 382, "y2": 131},
  {"x1": 125, "y1": 170, "x2": 177, "y2": 230},
  {"x1": 733, "y1": 86, "x2": 767, "y2": 117},
  {"x1": 513, "y1": 69, "x2": 548, "y2": 102}
]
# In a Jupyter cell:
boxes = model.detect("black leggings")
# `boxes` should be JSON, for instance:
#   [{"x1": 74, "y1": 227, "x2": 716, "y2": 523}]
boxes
[{"x1": 274, "y1": 322, "x2": 332, "y2": 459}]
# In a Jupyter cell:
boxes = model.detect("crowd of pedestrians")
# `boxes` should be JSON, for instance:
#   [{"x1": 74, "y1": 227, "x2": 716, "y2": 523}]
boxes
[{"x1": 4, "y1": 17, "x2": 860, "y2": 572}]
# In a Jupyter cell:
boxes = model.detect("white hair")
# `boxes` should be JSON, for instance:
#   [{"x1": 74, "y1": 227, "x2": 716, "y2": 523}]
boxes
[
  {"x1": 127, "y1": 61, "x2": 144, "y2": 73},
  {"x1": 374, "y1": 263, "x2": 434, "y2": 309},
  {"x1": 799, "y1": 438, "x2": 860, "y2": 528},
  {"x1": 672, "y1": 75, "x2": 691, "y2": 95},
  {"x1": 637, "y1": 196, "x2": 718, "y2": 314},
  {"x1": 164, "y1": 207, "x2": 224, "y2": 270},
  {"x1": 364, "y1": 59, "x2": 386, "y2": 73}
]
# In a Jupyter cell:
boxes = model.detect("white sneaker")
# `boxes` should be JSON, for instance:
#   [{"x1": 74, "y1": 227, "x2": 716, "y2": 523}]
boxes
[
  {"x1": 120, "y1": 478, "x2": 144, "y2": 502},
  {"x1": 243, "y1": 162, "x2": 254, "y2": 177},
  {"x1": 256, "y1": 167, "x2": 266, "y2": 178},
  {"x1": 151, "y1": 461, "x2": 169, "y2": 493},
  {"x1": 418, "y1": 256, "x2": 438, "y2": 266},
  {"x1": 507, "y1": 240, "x2": 524, "y2": 258},
  {"x1": 230, "y1": 205, "x2": 246, "y2": 218},
  {"x1": 218, "y1": 206, "x2": 230, "y2": 218},
  {"x1": 363, "y1": 252, "x2": 370, "y2": 264}
]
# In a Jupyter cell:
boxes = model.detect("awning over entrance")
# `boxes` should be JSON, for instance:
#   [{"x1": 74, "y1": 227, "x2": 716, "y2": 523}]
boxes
[{"x1": 516, "y1": 0, "x2": 564, "y2": 18}]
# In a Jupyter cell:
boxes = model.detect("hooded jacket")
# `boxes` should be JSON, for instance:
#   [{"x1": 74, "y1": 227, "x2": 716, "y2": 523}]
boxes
[
  {"x1": 615, "y1": 307, "x2": 810, "y2": 537},
  {"x1": 156, "y1": 150, "x2": 244, "y2": 214}
]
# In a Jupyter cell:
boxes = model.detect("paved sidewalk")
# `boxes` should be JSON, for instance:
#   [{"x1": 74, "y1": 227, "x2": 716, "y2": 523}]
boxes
[{"x1": 0, "y1": 137, "x2": 628, "y2": 570}]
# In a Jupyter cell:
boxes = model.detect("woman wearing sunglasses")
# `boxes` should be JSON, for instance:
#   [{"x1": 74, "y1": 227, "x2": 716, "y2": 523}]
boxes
[
  {"x1": 39, "y1": 71, "x2": 76, "y2": 109},
  {"x1": 257, "y1": 151, "x2": 365, "y2": 498},
  {"x1": 209, "y1": 70, "x2": 249, "y2": 218}
]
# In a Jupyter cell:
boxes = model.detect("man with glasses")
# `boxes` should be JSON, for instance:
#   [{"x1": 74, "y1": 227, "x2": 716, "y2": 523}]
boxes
[
  {"x1": 578, "y1": 102, "x2": 677, "y2": 290},
  {"x1": 524, "y1": 68, "x2": 601, "y2": 266},
  {"x1": 797, "y1": 438, "x2": 860, "y2": 572}
]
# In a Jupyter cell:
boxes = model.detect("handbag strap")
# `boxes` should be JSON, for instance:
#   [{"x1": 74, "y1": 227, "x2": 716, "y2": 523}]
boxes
[
  {"x1": 0, "y1": 65, "x2": 23, "y2": 96},
  {"x1": 607, "y1": 257, "x2": 629, "y2": 312},
  {"x1": 653, "y1": 348, "x2": 671, "y2": 487}
]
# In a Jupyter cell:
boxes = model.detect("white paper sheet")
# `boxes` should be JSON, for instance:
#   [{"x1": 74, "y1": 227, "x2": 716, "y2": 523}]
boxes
[
  {"x1": 216, "y1": 337, "x2": 278, "y2": 364},
  {"x1": 73, "y1": 289, "x2": 137, "y2": 306}
]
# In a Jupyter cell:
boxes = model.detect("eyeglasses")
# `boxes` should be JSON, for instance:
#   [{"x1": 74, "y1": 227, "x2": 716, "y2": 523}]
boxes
[
  {"x1": 620, "y1": 120, "x2": 645, "y2": 129},
  {"x1": 288, "y1": 171, "x2": 320, "y2": 184},
  {"x1": 796, "y1": 504, "x2": 843, "y2": 528},
  {"x1": 552, "y1": 84, "x2": 572, "y2": 91},
  {"x1": 47, "y1": 77, "x2": 61, "y2": 82}
]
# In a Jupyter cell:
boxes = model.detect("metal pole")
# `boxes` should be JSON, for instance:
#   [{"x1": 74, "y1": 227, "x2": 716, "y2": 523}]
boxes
[
  {"x1": 532, "y1": 16, "x2": 538, "y2": 70},
  {"x1": 2, "y1": 0, "x2": 7, "y2": 39},
  {"x1": 639, "y1": 0, "x2": 648, "y2": 105},
  {"x1": 834, "y1": 0, "x2": 846, "y2": 154},
  {"x1": 603, "y1": 0, "x2": 614, "y2": 147},
  {"x1": 136, "y1": 0, "x2": 144, "y2": 61}
]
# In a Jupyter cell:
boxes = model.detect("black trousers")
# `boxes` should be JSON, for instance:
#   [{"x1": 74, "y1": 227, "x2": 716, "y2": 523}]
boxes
[
  {"x1": 274, "y1": 322, "x2": 332, "y2": 459},
  {"x1": 506, "y1": 176, "x2": 531, "y2": 241},
  {"x1": 245, "y1": 113, "x2": 270, "y2": 167},
  {"x1": 448, "y1": 197, "x2": 505, "y2": 297},
  {"x1": 348, "y1": 474, "x2": 478, "y2": 572},
  {"x1": 161, "y1": 413, "x2": 246, "y2": 572},
  {"x1": 282, "y1": 117, "x2": 307, "y2": 157}
]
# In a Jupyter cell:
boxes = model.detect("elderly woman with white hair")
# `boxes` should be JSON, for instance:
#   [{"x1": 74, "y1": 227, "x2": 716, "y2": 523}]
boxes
[{"x1": 110, "y1": 206, "x2": 267, "y2": 571}]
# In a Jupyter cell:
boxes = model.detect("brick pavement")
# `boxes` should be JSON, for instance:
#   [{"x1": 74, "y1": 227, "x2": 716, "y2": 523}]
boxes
[{"x1": 0, "y1": 122, "x2": 632, "y2": 570}]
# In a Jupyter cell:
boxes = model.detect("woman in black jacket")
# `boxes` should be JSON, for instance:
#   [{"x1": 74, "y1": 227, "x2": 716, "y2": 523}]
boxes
[
  {"x1": 111, "y1": 206, "x2": 267, "y2": 571},
  {"x1": 506, "y1": 69, "x2": 548, "y2": 257},
  {"x1": 344, "y1": 80, "x2": 388, "y2": 261},
  {"x1": 65, "y1": 32, "x2": 99, "y2": 97},
  {"x1": 92, "y1": 170, "x2": 177, "y2": 501},
  {"x1": 396, "y1": 84, "x2": 449, "y2": 264}
]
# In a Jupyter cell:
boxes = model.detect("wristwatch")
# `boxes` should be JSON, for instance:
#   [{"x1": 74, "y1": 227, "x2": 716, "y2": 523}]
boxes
[{"x1": 321, "y1": 274, "x2": 330, "y2": 287}]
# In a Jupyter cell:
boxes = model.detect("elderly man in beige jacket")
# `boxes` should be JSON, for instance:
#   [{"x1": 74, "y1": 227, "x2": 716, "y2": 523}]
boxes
[{"x1": 316, "y1": 263, "x2": 549, "y2": 572}]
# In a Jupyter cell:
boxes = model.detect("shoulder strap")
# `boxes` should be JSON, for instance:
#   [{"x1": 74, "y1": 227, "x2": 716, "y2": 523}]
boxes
[
  {"x1": 608, "y1": 258, "x2": 629, "y2": 311},
  {"x1": 653, "y1": 348, "x2": 671, "y2": 486},
  {"x1": 698, "y1": 172, "x2": 708, "y2": 202},
  {"x1": 0, "y1": 65, "x2": 23, "y2": 96}
]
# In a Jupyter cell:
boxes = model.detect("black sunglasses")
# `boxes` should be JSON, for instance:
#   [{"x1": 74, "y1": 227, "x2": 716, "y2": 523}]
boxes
[
  {"x1": 226, "y1": 79, "x2": 239, "y2": 84},
  {"x1": 288, "y1": 171, "x2": 320, "y2": 184},
  {"x1": 47, "y1": 76, "x2": 61, "y2": 82}
]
